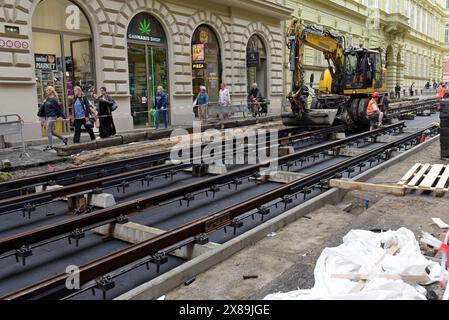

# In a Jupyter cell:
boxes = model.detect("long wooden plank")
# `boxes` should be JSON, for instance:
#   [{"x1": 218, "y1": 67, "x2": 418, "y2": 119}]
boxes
[
  {"x1": 419, "y1": 164, "x2": 445, "y2": 190},
  {"x1": 332, "y1": 274, "x2": 431, "y2": 283},
  {"x1": 330, "y1": 179, "x2": 405, "y2": 196},
  {"x1": 397, "y1": 163, "x2": 422, "y2": 185},
  {"x1": 407, "y1": 163, "x2": 431, "y2": 188},
  {"x1": 436, "y1": 165, "x2": 449, "y2": 197}
]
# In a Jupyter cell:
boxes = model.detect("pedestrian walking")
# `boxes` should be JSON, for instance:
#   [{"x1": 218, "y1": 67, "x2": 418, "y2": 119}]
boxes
[
  {"x1": 73, "y1": 86, "x2": 96, "y2": 143},
  {"x1": 154, "y1": 86, "x2": 169, "y2": 129},
  {"x1": 38, "y1": 86, "x2": 68, "y2": 151},
  {"x1": 395, "y1": 83, "x2": 401, "y2": 99},
  {"x1": 93, "y1": 86, "x2": 117, "y2": 138}
]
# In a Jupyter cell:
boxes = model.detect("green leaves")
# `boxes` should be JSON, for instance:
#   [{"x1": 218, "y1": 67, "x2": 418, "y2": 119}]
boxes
[{"x1": 139, "y1": 19, "x2": 151, "y2": 35}]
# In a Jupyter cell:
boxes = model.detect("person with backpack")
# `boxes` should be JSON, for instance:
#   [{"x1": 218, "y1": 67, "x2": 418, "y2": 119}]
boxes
[{"x1": 38, "y1": 86, "x2": 68, "y2": 151}]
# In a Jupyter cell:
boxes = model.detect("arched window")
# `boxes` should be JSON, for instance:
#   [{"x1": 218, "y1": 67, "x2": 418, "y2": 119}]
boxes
[
  {"x1": 127, "y1": 12, "x2": 168, "y2": 127},
  {"x1": 32, "y1": 0, "x2": 95, "y2": 132},
  {"x1": 191, "y1": 25, "x2": 222, "y2": 103},
  {"x1": 246, "y1": 35, "x2": 267, "y2": 98}
]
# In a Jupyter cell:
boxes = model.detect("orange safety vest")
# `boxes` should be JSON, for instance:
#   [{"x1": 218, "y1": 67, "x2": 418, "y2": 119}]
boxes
[
  {"x1": 367, "y1": 99, "x2": 378, "y2": 116},
  {"x1": 439, "y1": 88, "x2": 446, "y2": 99}
]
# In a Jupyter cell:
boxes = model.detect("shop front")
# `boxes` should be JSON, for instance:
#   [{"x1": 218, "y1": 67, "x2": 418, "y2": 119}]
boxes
[
  {"x1": 247, "y1": 34, "x2": 267, "y2": 99},
  {"x1": 32, "y1": 0, "x2": 95, "y2": 136},
  {"x1": 191, "y1": 25, "x2": 222, "y2": 103},
  {"x1": 127, "y1": 12, "x2": 168, "y2": 127}
]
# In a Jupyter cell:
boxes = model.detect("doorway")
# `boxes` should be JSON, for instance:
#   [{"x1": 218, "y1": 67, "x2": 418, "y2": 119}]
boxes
[
  {"x1": 128, "y1": 44, "x2": 168, "y2": 127},
  {"x1": 127, "y1": 12, "x2": 169, "y2": 128},
  {"x1": 32, "y1": 0, "x2": 95, "y2": 135}
]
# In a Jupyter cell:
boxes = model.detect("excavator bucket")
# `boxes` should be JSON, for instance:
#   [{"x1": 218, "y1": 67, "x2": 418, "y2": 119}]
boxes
[{"x1": 282, "y1": 109, "x2": 339, "y2": 127}]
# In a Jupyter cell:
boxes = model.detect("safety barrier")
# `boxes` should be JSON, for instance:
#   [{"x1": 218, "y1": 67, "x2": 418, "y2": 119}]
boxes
[{"x1": 0, "y1": 114, "x2": 30, "y2": 158}]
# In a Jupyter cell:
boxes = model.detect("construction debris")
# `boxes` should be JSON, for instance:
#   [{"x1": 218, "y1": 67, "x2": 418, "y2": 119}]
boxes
[{"x1": 264, "y1": 228, "x2": 443, "y2": 300}]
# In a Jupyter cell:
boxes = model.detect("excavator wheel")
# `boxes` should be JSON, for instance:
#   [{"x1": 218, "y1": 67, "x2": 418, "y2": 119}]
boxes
[
  {"x1": 350, "y1": 98, "x2": 360, "y2": 123},
  {"x1": 357, "y1": 98, "x2": 370, "y2": 128}
]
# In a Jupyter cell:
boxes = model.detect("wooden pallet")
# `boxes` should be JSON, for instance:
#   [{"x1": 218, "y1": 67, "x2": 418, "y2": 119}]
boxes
[{"x1": 398, "y1": 163, "x2": 449, "y2": 197}]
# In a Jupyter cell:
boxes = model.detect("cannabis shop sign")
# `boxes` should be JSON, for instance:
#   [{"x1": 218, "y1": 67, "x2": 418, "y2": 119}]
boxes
[{"x1": 127, "y1": 12, "x2": 166, "y2": 44}]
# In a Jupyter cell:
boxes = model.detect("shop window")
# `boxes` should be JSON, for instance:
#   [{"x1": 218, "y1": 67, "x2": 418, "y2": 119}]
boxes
[
  {"x1": 127, "y1": 12, "x2": 168, "y2": 127},
  {"x1": 32, "y1": 0, "x2": 95, "y2": 136},
  {"x1": 191, "y1": 25, "x2": 222, "y2": 103},
  {"x1": 246, "y1": 35, "x2": 267, "y2": 98}
]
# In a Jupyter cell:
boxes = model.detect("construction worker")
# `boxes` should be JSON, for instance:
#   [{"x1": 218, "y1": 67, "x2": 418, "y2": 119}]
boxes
[
  {"x1": 438, "y1": 84, "x2": 447, "y2": 100},
  {"x1": 367, "y1": 92, "x2": 384, "y2": 131}
]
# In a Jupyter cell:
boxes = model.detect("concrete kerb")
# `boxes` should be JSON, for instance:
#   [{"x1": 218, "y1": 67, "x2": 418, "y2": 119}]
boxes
[{"x1": 116, "y1": 134, "x2": 440, "y2": 300}]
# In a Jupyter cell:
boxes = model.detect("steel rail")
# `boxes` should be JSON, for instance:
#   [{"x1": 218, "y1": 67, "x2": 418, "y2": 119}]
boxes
[
  {"x1": 0, "y1": 126, "x2": 345, "y2": 213},
  {"x1": 0, "y1": 123, "x2": 404, "y2": 257},
  {"x1": 1, "y1": 124, "x2": 436, "y2": 300},
  {"x1": 0, "y1": 126, "x2": 341, "y2": 201}
]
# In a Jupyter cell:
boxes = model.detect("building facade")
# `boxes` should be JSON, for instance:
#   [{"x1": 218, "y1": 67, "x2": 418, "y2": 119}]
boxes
[
  {"x1": 285, "y1": 0, "x2": 449, "y2": 96},
  {"x1": 0, "y1": 0, "x2": 291, "y2": 139}
]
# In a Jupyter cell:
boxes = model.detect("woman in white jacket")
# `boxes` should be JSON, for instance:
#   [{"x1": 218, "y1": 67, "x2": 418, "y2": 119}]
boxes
[{"x1": 218, "y1": 82, "x2": 231, "y2": 120}]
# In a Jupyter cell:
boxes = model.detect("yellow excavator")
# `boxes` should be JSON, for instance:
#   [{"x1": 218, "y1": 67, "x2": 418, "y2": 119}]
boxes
[{"x1": 283, "y1": 18, "x2": 388, "y2": 129}]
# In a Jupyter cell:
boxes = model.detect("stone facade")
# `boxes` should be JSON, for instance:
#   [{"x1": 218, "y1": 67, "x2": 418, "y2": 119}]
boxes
[
  {"x1": 285, "y1": 0, "x2": 449, "y2": 96},
  {"x1": 0, "y1": 0, "x2": 291, "y2": 139}
]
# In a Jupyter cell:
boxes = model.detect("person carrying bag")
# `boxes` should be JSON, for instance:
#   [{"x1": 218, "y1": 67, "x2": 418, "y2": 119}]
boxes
[{"x1": 73, "y1": 86, "x2": 96, "y2": 143}]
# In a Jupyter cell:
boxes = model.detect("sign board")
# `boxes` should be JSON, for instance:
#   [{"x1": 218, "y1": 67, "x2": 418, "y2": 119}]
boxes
[
  {"x1": 192, "y1": 44, "x2": 205, "y2": 62},
  {"x1": 0, "y1": 37, "x2": 30, "y2": 50},
  {"x1": 35, "y1": 54, "x2": 57, "y2": 70},
  {"x1": 127, "y1": 12, "x2": 166, "y2": 44},
  {"x1": 247, "y1": 52, "x2": 260, "y2": 68},
  {"x1": 192, "y1": 62, "x2": 206, "y2": 69}
]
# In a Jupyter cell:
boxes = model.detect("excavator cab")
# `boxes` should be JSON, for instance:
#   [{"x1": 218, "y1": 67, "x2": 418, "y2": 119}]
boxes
[{"x1": 343, "y1": 48, "x2": 385, "y2": 94}]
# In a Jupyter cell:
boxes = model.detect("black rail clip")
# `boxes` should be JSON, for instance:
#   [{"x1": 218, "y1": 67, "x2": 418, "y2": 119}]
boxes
[
  {"x1": 116, "y1": 215, "x2": 129, "y2": 225},
  {"x1": 68, "y1": 228, "x2": 86, "y2": 247},
  {"x1": 258, "y1": 207, "x2": 271, "y2": 222},
  {"x1": 207, "y1": 185, "x2": 220, "y2": 198},
  {"x1": 142, "y1": 175, "x2": 154, "y2": 187},
  {"x1": 195, "y1": 234, "x2": 210, "y2": 245},
  {"x1": 15, "y1": 245, "x2": 32, "y2": 266},
  {"x1": 93, "y1": 275, "x2": 115, "y2": 300},
  {"x1": 150, "y1": 253, "x2": 169, "y2": 273},
  {"x1": 22, "y1": 203, "x2": 36, "y2": 219}
]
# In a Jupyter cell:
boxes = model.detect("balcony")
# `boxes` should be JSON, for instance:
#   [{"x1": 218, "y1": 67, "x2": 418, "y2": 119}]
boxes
[{"x1": 382, "y1": 13, "x2": 411, "y2": 36}]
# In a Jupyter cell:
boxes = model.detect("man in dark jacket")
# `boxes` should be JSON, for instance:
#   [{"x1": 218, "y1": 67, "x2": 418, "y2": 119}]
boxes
[
  {"x1": 154, "y1": 86, "x2": 168, "y2": 129},
  {"x1": 395, "y1": 84, "x2": 401, "y2": 99},
  {"x1": 73, "y1": 86, "x2": 96, "y2": 143},
  {"x1": 248, "y1": 83, "x2": 263, "y2": 116}
]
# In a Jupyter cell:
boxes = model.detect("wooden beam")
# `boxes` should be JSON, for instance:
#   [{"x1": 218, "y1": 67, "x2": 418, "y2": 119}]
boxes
[
  {"x1": 436, "y1": 165, "x2": 449, "y2": 197},
  {"x1": 332, "y1": 274, "x2": 431, "y2": 283},
  {"x1": 397, "y1": 163, "x2": 422, "y2": 185},
  {"x1": 330, "y1": 179, "x2": 406, "y2": 196},
  {"x1": 419, "y1": 164, "x2": 445, "y2": 190},
  {"x1": 407, "y1": 163, "x2": 431, "y2": 188}
]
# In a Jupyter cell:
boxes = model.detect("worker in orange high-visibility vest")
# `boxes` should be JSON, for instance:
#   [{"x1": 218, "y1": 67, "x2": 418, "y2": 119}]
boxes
[
  {"x1": 438, "y1": 84, "x2": 447, "y2": 100},
  {"x1": 367, "y1": 92, "x2": 384, "y2": 131}
]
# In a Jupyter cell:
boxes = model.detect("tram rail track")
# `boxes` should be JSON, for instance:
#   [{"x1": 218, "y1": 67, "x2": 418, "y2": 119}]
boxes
[{"x1": 0, "y1": 123, "x2": 439, "y2": 300}]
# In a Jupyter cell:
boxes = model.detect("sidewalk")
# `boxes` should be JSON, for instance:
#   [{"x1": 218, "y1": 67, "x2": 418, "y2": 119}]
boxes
[{"x1": 0, "y1": 115, "x2": 280, "y2": 170}]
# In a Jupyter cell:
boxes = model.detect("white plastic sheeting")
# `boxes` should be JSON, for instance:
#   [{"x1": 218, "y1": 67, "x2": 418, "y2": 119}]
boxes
[{"x1": 264, "y1": 228, "x2": 443, "y2": 300}]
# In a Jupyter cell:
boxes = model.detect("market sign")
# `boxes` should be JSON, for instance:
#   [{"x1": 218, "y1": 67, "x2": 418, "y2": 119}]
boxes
[
  {"x1": 35, "y1": 54, "x2": 57, "y2": 70},
  {"x1": 192, "y1": 44, "x2": 205, "y2": 62},
  {"x1": 247, "y1": 52, "x2": 260, "y2": 68},
  {"x1": 127, "y1": 12, "x2": 166, "y2": 44},
  {"x1": 192, "y1": 62, "x2": 206, "y2": 69}
]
